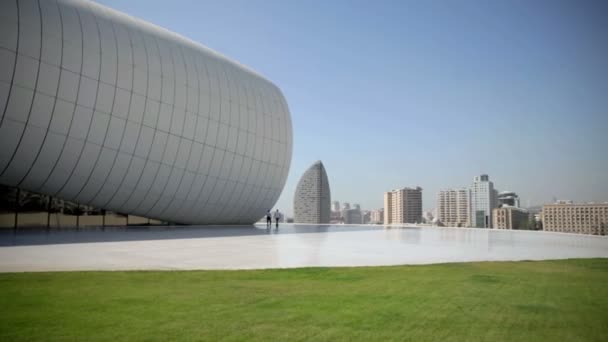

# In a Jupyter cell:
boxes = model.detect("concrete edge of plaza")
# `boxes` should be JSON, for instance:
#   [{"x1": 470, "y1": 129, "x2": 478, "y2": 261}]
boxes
[{"x1": 261, "y1": 223, "x2": 608, "y2": 239}]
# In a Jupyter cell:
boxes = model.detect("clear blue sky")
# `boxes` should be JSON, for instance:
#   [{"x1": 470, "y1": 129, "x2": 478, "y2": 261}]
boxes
[{"x1": 95, "y1": 0, "x2": 608, "y2": 216}]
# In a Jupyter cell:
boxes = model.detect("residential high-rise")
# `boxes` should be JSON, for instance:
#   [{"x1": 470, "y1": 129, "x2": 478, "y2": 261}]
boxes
[
  {"x1": 384, "y1": 187, "x2": 422, "y2": 224},
  {"x1": 437, "y1": 188, "x2": 469, "y2": 227},
  {"x1": 493, "y1": 206, "x2": 529, "y2": 230},
  {"x1": 469, "y1": 175, "x2": 497, "y2": 228},
  {"x1": 542, "y1": 203, "x2": 608, "y2": 235},
  {"x1": 294, "y1": 161, "x2": 331, "y2": 223}
]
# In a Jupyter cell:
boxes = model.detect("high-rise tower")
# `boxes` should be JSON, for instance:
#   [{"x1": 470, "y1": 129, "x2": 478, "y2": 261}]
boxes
[
  {"x1": 469, "y1": 175, "x2": 498, "y2": 228},
  {"x1": 294, "y1": 161, "x2": 331, "y2": 223},
  {"x1": 437, "y1": 188, "x2": 470, "y2": 227},
  {"x1": 383, "y1": 187, "x2": 423, "y2": 224}
]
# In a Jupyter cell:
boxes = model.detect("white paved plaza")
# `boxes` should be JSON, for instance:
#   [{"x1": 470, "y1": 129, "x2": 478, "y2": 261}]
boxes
[{"x1": 0, "y1": 225, "x2": 607, "y2": 272}]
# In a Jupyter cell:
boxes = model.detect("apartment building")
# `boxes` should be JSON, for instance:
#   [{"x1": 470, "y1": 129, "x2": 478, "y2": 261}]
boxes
[
  {"x1": 542, "y1": 203, "x2": 608, "y2": 235},
  {"x1": 384, "y1": 187, "x2": 423, "y2": 224},
  {"x1": 470, "y1": 175, "x2": 498, "y2": 228},
  {"x1": 437, "y1": 188, "x2": 469, "y2": 227}
]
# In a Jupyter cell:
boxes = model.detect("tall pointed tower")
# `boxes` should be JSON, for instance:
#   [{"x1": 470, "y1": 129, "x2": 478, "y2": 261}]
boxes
[{"x1": 294, "y1": 161, "x2": 331, "y2": 223}]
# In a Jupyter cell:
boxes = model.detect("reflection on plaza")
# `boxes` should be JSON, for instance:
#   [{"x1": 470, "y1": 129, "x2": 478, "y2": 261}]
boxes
[{"x1": 0, "y1": 225, "x2": 607, "y2": 272}]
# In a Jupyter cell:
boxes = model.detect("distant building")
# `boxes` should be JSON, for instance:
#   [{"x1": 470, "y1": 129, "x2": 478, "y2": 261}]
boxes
[
  {"x1": 469, "y1": 175, "x2": 498, "y2": 228},
  {"x1": 331, "y1": 201, "x2": 342, "y2": 222},
  {"x1": 533, "y1": 213, "x2": 542, "y2": 229},
  {"x1": 343, "y1": 208, "x2": 362, "y2": 224},
  {"x1": 332, "y1": 201, "x2": 341, "y2": 212},
  {"x1": 498, "y1": 191, "x2": 520, "y2": 208},
  {"x1": 353, "y1": 204, "x2": 361, "y2": 210},
  {"x1": 384, "y1": 187, "x2": 423, "y2": 224},
  {"x1": 362, "y1": 210, "x2": 371, "y2": 224},
  {"x1": 437, "y1": 188, "x2": 469, "y2": 227},
  {"x1": 493, "y1": 206, "x2": 529, "y2": 230},
  {"x1": 342, "y1": 203, "x2": 351, "y2": 211},
  {"x1": 294, "y1": 161, "x2": 331, "y2": 224},
  {"x1": 422, "y1": 211, "x2": 434, "y2": 224},
  {"x1": 330, "y1": 210, "x2": 342, "y2": 223},
  {"x1": 370, "y1": 209, "x2": 384, "y2": 224},
  {"x1": 542, "y1": 203, "x2": 608, "y2": 235}
]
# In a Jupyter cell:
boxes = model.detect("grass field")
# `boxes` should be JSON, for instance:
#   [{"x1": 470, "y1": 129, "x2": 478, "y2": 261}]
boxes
[{"x1": 1, "y1": 259, "x2": 607, "y2": 341}]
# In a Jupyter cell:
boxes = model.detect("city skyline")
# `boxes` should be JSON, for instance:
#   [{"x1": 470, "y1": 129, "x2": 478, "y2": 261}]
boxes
[
  {"x1": 1, "y1": 3, "x2": 607, "y2": 341},
  {"x1": 94, "y1": 0, "x2": 607, "y2": 216}
]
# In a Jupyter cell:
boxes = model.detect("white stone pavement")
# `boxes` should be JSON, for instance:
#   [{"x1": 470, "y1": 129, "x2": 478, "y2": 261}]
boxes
[{"x1": 0, "y1": 225, "x2": 607, "y2": 272}]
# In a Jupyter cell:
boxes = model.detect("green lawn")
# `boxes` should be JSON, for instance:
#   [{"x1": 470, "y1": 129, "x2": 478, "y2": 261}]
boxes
[{"x1": 1, "y1": 259, "x2": 607, "y2": 341}]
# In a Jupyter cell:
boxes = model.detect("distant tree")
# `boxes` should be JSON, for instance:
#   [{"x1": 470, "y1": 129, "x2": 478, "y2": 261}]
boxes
[
  {"x1": 517, "y1": 216, "x2": 537, "y2": 230},
  {"x1": 518, "y1": 219, "x2": 529, "y2": 230},
  {"x1": 527, "y1": 216, "x2": 540, "y2": 230}
]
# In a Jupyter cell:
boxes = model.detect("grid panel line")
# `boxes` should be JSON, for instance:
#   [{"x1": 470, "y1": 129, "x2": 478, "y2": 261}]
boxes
[
  {"x1": 53, "y1": 2, "x2": 104, "y2": 198},
  {"x1": 0, "y1": 0, "x2": 292, "y2": 224},
  {"x1": 35, "y1": 0, "x2": 86, "y2": 195},
  {"x1": 0, "y1": 0, "x2": 42, "y2": 179},
  {"x1": 0, "y1": 0, "x2": 19, "y2": 127}
]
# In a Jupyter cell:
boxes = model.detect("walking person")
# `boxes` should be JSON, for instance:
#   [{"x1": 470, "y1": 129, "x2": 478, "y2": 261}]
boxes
[
  {"x1": 266, "y1": 209, "x2": 272, "y2": 229},
  {"x1": 274, "y1": 209, "x2": 281, "y2": 229}
]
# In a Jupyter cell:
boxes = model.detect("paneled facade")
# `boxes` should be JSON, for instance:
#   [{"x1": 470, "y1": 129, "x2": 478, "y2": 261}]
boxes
[
  {"x1": 294, "y1": 161, "x2": 330, "y2": 224},
  {"x1": 0, "y1": 0, "x2": 292, "y2": 224}
]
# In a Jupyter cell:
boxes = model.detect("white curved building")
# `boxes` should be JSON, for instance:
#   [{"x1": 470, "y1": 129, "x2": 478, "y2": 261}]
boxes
[
  {"x1": 0, "y1": 0, "x2": 292, "y2": 224},
  {"x1": 294, "y1": 161, "x2": 330, "y2": 224}
]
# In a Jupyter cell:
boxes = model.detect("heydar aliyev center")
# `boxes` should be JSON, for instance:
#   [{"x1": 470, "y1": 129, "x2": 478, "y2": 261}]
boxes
[{"x1": 0, "y1": 0, "x2": 292, "y2": 225}]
